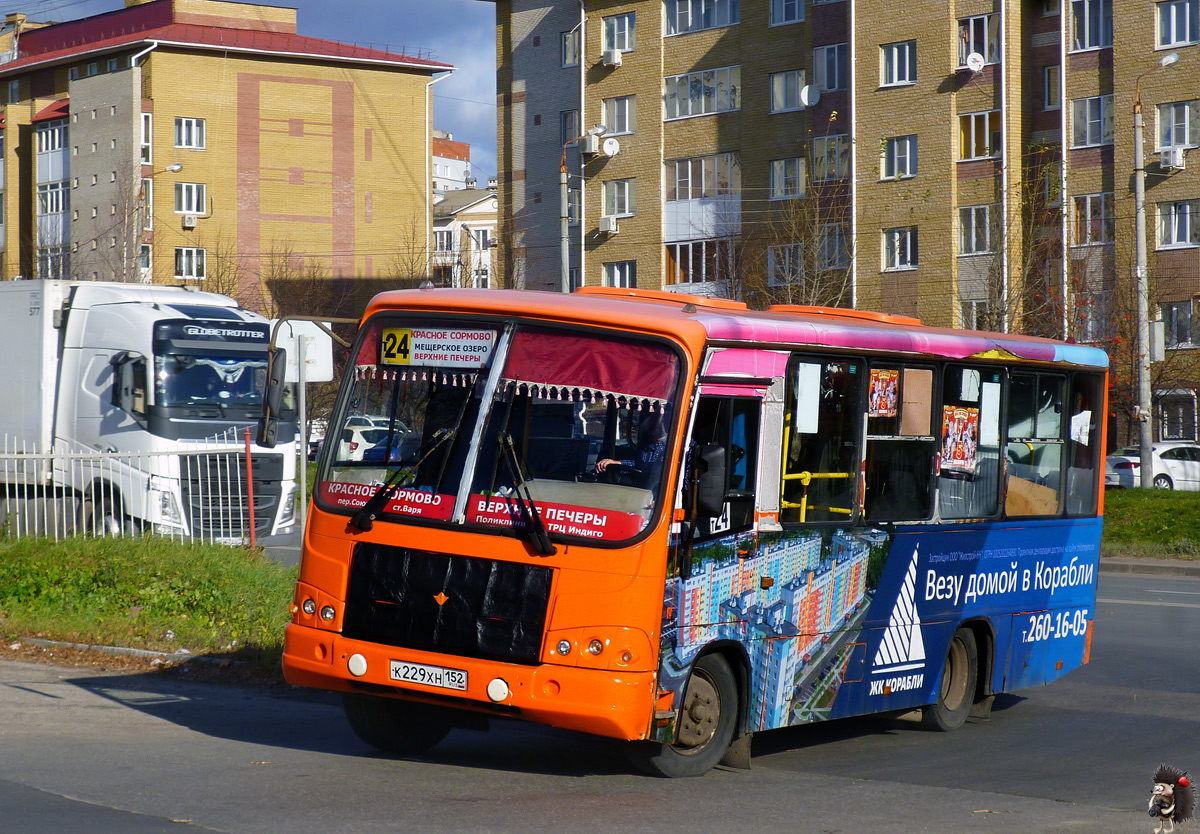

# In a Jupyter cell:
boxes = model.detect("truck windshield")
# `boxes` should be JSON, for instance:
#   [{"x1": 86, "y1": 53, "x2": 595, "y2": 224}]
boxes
[
  {"x1": 154, "y1": 354, "x2": 267, "y2": 407},
  {"x1": 317, "y1": 318, "x2": 681, "y2": 544}
]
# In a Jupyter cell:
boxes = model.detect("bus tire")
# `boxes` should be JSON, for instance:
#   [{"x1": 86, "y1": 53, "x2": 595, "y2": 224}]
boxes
[
  {"x1": 922, "y1": 627, "x2": 977, "y2": 731},
  {"x1": 627, "y1": 653, "x2": 738, "y2": 778},
  {"x1": 342, "y1": 694, "x2": 452, "y2": 756}
]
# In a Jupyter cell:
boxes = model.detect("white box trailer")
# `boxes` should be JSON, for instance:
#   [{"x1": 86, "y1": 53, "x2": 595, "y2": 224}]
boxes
[{"x1": 0, "y1": 280, "x2": 298, "y2": 539}]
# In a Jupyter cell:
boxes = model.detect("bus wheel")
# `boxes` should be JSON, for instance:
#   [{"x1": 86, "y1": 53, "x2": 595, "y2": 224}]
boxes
[
  {"x1": 342, "y1": 694, "x2": 452, "y2": 756},
  {"x1": 627, "y1": 653, "x2": 737, "y2": 777},
  {"x1": 922, "y1": 628, "x2": 977, "y2": 731}
]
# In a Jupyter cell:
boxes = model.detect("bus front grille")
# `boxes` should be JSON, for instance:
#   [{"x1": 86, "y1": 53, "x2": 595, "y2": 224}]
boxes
[{"x1": 344, "y1": 544, "x2": 552, "y2": 664}]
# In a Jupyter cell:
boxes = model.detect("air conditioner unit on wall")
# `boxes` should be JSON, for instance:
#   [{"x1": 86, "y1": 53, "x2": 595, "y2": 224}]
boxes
[
  {"x1": 602, "y1": 49, "x2": 622, "y2": 67},
  {"x1": 580, "y1": 134, "x2": 601, "y2": 155},
  {"x1": 598, "y1": 215, "x2": 619, "y2": 234},
  {"x1": 182, "y1": 214, "x2": 198, "y2": 229},
  {"x1": 1161, "y1": 146, "x2": 1186, "y2": 170}
]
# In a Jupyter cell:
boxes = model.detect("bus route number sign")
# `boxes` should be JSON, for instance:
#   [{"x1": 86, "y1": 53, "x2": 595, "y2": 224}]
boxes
[{"x1": 380, "y1": 328, "x2": 495, "y2": 369}]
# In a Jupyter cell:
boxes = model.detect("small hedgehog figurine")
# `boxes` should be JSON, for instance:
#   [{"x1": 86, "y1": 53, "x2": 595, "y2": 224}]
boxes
[{"x1": 1149, "y1": 764, "x2": 1195, "y2": 834}]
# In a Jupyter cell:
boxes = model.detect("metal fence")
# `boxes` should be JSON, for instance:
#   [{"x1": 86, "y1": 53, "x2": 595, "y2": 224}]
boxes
[{"x1": 0, "y1": 436, "x2": 281, "y2": 544}]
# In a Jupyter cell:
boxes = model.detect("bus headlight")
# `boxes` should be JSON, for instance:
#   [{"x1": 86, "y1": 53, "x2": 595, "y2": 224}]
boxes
[{"x1": 544, "y1": 627, "x2": 652, "y2": 671}]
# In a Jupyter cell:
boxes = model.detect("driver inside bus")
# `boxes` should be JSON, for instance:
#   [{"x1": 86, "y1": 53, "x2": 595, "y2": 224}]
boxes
[{"x1": 595, "y1": 410, "x2": 668, "y2": 485}]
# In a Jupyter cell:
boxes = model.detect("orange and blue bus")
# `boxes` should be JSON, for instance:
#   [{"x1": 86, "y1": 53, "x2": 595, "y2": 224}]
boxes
[{"x1": 277, "y1": 288, "x2": 1106, "y2": 776}]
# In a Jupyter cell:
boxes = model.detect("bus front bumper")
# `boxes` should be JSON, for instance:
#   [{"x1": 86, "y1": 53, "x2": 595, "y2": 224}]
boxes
[{"x1": 282, "y1": 623, "x2": 658, "y2": 742}]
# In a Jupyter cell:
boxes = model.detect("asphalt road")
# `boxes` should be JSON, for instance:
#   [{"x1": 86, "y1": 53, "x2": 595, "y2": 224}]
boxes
[{"x1": 0, "y1": 571, "x2": 1196, "y2": 834}]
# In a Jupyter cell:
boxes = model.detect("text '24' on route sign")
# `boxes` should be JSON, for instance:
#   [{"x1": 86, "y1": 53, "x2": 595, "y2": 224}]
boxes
[{"x1": 380, "y1": 328, "x2": 496, "y2": 369}]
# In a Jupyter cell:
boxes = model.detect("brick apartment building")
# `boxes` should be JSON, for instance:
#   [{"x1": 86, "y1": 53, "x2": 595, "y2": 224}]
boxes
[
  {"x1": 487, "y1": 0, "x2": 1200, "y2": 442},
  {"x1": 0, "y1": 0, "x2": 451, "y2": 307}
]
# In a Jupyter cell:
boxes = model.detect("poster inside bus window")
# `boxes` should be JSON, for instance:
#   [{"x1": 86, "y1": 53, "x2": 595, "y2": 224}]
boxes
[
  {"x1": 941, "y1": 406, "x2": 979, "y2": 476},
  {"x1": 869, "y1": 369, "x2": 898, "y2": 418}
]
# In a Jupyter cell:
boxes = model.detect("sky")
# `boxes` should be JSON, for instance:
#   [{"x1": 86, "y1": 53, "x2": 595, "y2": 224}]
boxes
[{"x1": 22, "y1": 0, "x2": 500, "y2": 179}]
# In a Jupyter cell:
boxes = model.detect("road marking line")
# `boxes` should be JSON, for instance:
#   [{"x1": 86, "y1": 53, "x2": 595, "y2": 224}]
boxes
[{"x1": 1097, "y1": 598, "x2": 1200, "y2": 609}]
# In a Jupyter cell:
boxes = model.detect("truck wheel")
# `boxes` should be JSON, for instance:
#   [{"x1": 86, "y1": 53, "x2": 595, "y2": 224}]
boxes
[
  {"x1": 626, "y1": 653, "x2": 738, "y2": 777},
  {"x1": 922, "y1": 628, "x2": 978, "y2": 731},
  {"x1": 83, "y1": 484, "x2": 126, "y2": 537},
  {"x1": 342, "y1": 694, "x2": 452, "y2": 756}
]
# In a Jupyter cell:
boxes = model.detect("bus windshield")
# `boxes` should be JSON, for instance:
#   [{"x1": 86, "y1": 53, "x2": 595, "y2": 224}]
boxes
[{"x1": 317, "y1": 318, "x2": 682, "y2": 544}]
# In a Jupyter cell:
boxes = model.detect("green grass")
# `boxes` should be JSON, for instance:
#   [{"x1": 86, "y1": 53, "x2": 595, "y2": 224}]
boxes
[
  {"x1": 0, "y1": 536, "x2": 296, "y2": 663},
  {"x1": 1102, "y1": 488, "x2": 1200, "y2": 559}
]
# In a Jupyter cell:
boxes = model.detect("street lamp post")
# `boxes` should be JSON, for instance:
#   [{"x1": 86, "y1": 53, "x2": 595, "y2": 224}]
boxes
[
  {"x1": 1133, "y1": 51, "x2": 1179, "y2": 487},
  {"x1": 560, "y1": 124, "x2": 605, "y2": 294}
]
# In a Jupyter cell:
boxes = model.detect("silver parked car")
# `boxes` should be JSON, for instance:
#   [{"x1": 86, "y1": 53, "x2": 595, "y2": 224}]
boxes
[{"x1": 1104, "y1": 442, "x2": 1200, "y2": 490}]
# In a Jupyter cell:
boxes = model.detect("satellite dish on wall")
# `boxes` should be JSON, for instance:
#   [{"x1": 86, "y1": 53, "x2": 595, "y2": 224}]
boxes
[
  {"x1": 601, "y1": 137, "x2": 620, "y2": 157},
  {"x1": 965, "y1": 52, "x2": 985, "y2": 74},
  {"x1": 800, "y1": 84, "x2": 820, "y2": 107}
]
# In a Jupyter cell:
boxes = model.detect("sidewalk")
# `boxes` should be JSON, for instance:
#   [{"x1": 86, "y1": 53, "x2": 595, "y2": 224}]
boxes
[{"x1": 1099, "y1": 556, "x2": 1200, "y2": 577}]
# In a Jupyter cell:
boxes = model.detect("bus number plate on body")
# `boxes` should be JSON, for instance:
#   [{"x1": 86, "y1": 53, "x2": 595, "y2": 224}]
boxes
[{"x1": 389, "y1": 660, "x2": 467, "y2": 691}]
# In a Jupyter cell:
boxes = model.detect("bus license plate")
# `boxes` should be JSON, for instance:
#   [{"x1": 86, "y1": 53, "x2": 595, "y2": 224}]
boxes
[{"x1": 389, "y1": 660, "x2": 468, "y2": 692}]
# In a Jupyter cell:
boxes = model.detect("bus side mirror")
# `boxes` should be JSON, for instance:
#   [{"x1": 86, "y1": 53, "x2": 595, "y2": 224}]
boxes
[
  {"x1": 258, "y1": 348, "x2": 287, "y2": 449},
  {"x1": 695, "y1": 444, "x2": 727, "y2": 518}
]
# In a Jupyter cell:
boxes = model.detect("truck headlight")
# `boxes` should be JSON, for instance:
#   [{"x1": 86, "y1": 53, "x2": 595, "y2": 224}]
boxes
[{"x1": 149, "y1": 476, "x2": 181, "y2": 525}]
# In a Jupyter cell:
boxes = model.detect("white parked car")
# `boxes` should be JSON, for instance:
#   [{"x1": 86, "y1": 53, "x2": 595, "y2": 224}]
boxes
[
  {"x1": 1105, "y1": 442, "x2": 1200, "y2": 490},
  {"x1": 337, "y1": 427, "x2": 391, "y2": 462}
]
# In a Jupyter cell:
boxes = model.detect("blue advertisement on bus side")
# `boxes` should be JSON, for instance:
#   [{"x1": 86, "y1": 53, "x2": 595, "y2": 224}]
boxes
[{"x1": 657, "y1": 519, "x2": 1100, "y2": 737}]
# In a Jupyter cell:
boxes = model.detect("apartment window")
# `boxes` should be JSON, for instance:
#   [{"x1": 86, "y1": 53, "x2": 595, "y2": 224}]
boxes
[
  {"x1": 882, "y1": 41, "x2": 916, "y2": 86},
  {"x1": 666, "y1": 153, "x2": 741, "y2": 200},
  {"x1": 141, "y1": 178, "x2": 153, "y2": 230},
  {"x1": 1159, "y1": 200, "x2": 1200, "y2": 247},
  {"x1": 1160, "y1": 0, "x2": 1200, "y2": 46},
  {"x1": 434, "y1": 230, "x2": 455, "y2": 252},
  {"x1": 87, "y1": 62, "x2": 98, "y2": 77},
  {"x1": 141, "y1": 113, "x2": 152, "y2": 164},
  {"x1": 68, "y1": 67, "x2": 80, "y2": 81},
  {"x1": 813, "y1": 44, "x2": 848, "y2": 92},
  {"x1": 568, "y1": 187, "x2": 580, "y2": 224},
  {"x1": 107, "y1": 58, "x2": 119, "y2": 72},
  {"x1": 769, "y1": 157, "x2": 805, "y2": 199},
  {"x1": 175, "y1": 182, "x2": 206, "y2": 214},
  {"x1": 813, "y1": 134, "x2": 849, "y2": 181},
  {"x1": 471, "y1": 228, "x2": 491, "y2": 250},
  {"x1": 1044, "y1": 160, "x2": 1064, "y2": 206},
  {"x1": 603, "y1": 13, "x2": 635, "y2": 52},
  {"x1": 36, "y1": 120, "x2": 66, "y2": 153},
  {"x1": 884, "y1": 226, "x2": 918, "y2": 270},
  {"x1": 7, "y1": 80, "x2": 18, "y2": 104},
  {"x1": 666, "y1": 239, "x2": 734, "y2": 285},
  {"x1": 175, "y1": 117, "x2": 205, "y2": 149},
  {"x1": 561, "y1": 29, "x2": 579, "y2": 66},
  {"x1": 1073, "y1": 193, "x2": 1115, "y2": 244},
  {"x1": 604, "y1": 178, "x2": 636, "y2": 216},
  {"x1": 569, "y1": 267, "x2": 581, "y2": 292},
  {"x1": 1071, "y1": 0, "x2": 1113, "y2": 50},
  {"x1": 175, "y1": 247, "x2": 206, "y2": 280},
  {"x1": 664, "y1": 66, "x2": 741, "y2": 118},
  {"x1": 1071, "y1": 95, "x2": 1113, "y2": 147},
  {"x1": 603, "y1": 96, "x2": 635, "y2": 135},
  {"x1": 1044, "y1": 65, "x2": 1061, "y2": 110},
  {"x1": 665, "y1": 0, "x2": 739, "y2": 35},
  {"x1": 959, "y1": 14, "x2": 1000, "y2": 66},
  {"x1": 1163, "y1": 300, "x2": 1195, "y2": 346},
  {"x1": 959, "y1": 205, "x2": 992, "y2": 255},
  {"x1": 604, "y1": 261, "x2": 636, "y2": 288},
  {"x1": 767, "y1": 243, "x2": 803, "y2": 286},
  {"x1": 770, "y1": 0, "x2": 803, "y2": 25},
  {"x1": 770, "y1": 69, "x2": 805, "y2": 113},
  {"x1": 1043, "y1": 0, "x2": 1061, "y2": 14},
  {"x1": 883, "y1": 135, "x2": 918, "y2": 179},
  {"x1": 37, "y1": 182, "x2": 66, "y2": 215},
  {"x1": 1158, "y1": 100, "x2": 1200, "y2": 149},
  {"x1": 820, "y1": 224, "x2": 849, "y2": 269},
  {"x1": 560, "y1": 109, "x2": 579, "y2": 146},
  {"x1": 959, "y1": 110, "x2": 1001, "y2": 159},
  {"x1": 138, "y1": 244, "x2": 151, "y2": 277}
]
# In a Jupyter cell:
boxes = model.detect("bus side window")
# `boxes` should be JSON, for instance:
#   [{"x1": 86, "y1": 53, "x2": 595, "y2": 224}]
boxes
[
  {"x1": 864, "y1": 364, "x2": 936, "y2": 522},
  {"x1": 781, "y1": 357, "x2": 863, "y2": 525},
  {"x1": 938, "y1": 366, "x2": 1002, "y2": 519},
  {"x1": 692, "y1": 395, "x2": 760, "y2": 538},
  {"x1": 1064, "y1": 372, "x2": 1103, "y2": 516},
  {"x1": 1005, "y1": 372, "x2": 1065, "y2": 517}
]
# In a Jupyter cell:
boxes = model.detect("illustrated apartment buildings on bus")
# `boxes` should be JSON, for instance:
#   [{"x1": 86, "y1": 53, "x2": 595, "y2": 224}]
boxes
[
  {"x1": 486, "y1": 0, "x2": 1200, "y2": 442},
  {"x1": 0, "y1": 0, "x2": 449, "y2": 305}
]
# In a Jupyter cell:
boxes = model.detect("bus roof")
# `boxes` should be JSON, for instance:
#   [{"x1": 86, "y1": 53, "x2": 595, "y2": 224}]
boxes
[{"x1": 363, "y1": 288, "x2": 1109, "y2": 370}]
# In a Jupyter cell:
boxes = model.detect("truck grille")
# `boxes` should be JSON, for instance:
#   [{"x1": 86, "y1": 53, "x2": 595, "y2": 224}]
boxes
[
  {"x1": 344, "y1": 544, "x2": 552, "y2": 664},
  {"x1": 179, "y1": 452, "x2": 282, "y2": 537}
]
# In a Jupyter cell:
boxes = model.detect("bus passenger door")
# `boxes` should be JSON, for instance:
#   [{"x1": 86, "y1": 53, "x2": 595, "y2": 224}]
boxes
[{"x1": 689, "y1": 394, "x2": 762, "y2": 545}]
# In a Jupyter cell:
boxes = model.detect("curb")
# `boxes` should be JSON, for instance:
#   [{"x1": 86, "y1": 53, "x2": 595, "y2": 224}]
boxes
[
  {"x1": 1099, "y1": 558, "x2": 1200, "y2": 578},
  {"x1": 14, "y1": 637, "x2": 195, "y2": 661}
]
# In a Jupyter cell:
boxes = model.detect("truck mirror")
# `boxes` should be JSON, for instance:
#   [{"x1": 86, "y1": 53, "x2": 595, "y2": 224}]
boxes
[
  {"x1": 694, "y1": 444, "x2": 727, "y2": 518},
  {"x1": 257, "y1": 416, "x2": 279, "y2": 448},
  {"x1": 263, "y1": 348, "x2": 287, "y2": 416}
]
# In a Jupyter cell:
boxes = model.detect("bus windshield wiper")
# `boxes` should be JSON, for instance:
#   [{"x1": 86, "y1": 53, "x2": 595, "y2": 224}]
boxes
[
  {"x1": 350, "y1": 428, "x2": 454, "y2": 532},
  {"x1": 500, "y1": 432, "x2": 556, "y2": 556}
]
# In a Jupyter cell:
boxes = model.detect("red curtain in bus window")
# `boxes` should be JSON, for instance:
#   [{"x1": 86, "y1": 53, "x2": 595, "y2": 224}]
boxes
[{"x1": 502, "y1": 328, "x2": 678, "y2": 405}]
